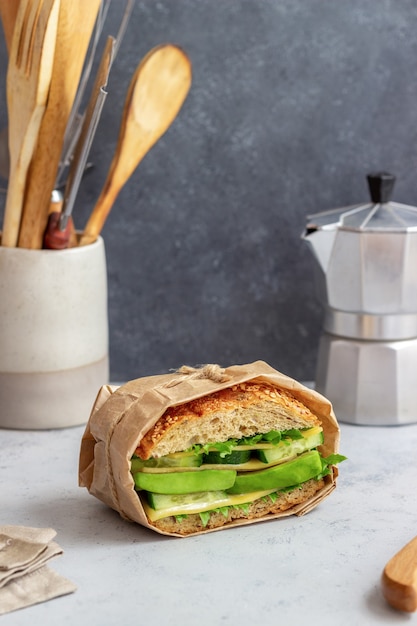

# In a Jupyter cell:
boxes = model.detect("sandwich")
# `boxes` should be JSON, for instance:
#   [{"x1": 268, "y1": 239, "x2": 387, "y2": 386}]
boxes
[
  {"x1": 130, "y1": 381, "x2": 345, "y2": 535},
  {"x1": 79, "y1": 361, "x2": 344, "y2": 537}
]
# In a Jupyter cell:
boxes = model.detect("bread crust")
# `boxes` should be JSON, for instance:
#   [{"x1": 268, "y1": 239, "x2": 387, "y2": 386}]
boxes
[
  {"x1": 147, "y1": 477, "x2": 325, "y2": 535},
  {"x1": 135, "y1": 382, "x2": 321, "y2": 460}
]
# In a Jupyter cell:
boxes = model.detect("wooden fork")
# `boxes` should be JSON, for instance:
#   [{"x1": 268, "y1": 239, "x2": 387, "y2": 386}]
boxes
[{"x1": 1, "y1": 0, "x2": 60, "y2": 247}]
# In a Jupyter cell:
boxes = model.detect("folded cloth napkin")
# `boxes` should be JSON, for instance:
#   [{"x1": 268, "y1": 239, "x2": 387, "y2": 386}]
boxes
[{"x1": 0, "y1": 526, "x2": 76, "y2": 615}]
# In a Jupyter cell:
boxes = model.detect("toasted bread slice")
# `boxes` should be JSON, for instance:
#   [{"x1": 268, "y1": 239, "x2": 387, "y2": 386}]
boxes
[
  {"x1": 135, "y1": 382, "x2": 321, "y2": 460},
  {"x1": 150, "y1": 477, "x2": 325, "y2": 535}
]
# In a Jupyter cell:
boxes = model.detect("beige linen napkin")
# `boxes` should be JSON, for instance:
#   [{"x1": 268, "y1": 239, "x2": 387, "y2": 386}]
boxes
[{"x1": 0, "y1": 526, "x2": 76, "y2": 615}]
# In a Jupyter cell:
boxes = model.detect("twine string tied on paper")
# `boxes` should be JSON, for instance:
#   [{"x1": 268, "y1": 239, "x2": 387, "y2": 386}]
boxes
[{"x1": 164, "y1": 364, "x2": 231, "y2": 388}]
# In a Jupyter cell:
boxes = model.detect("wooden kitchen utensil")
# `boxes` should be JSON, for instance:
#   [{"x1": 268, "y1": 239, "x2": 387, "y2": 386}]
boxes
[
  {"x1": 381, "y1": 535, "x2": 417, "y2": 612},
  {"x1": 43, "y1": 35, "x2": 115, "y2": 249},
  {"x1": 17, "y1": 0, "x2": 102, "y2": 249},
  {"x1": 78, "y1": 43, "x2": 192, "y2": 246},
  {"x1": 55, "y1": 0, "x2": 134, "y2": 190},
  {"x1": 1, "y1": 0, "x2": 60, "y2": 248},
  {"x1": 0, "y1": 0, "x2": 20, "y2": 52}
]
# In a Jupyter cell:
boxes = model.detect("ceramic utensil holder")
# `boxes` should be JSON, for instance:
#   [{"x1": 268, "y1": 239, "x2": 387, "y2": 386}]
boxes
[{"x1": 0, "y1": 237, "x2": 109, "y2": 429}]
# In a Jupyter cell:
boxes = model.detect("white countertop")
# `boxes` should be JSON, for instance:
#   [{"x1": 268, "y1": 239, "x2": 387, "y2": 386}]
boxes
[{"x1": 2, "y1": 418, "x2": 417, "y2": 625}]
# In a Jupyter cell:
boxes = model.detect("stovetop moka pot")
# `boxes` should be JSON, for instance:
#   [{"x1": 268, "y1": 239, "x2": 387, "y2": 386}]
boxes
[{"x1": 303, "y1": 172, "x2": 417, "y2": 425}]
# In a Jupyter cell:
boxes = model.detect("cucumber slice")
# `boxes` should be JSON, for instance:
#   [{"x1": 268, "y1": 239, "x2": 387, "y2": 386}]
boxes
[
  {"x1": 203, "y1": 449, "x2": 251, "y2": 465},
  {"x1": 133, "y1": 468, "x2": 237, "y2": 494},
  {"x1": 257, "y1": 430, "x2": 324, "y2": 464},
  {"x1": 131, "y1": 451, "x2": 201, "y2": 471},
  {"x1": 143, "y1": 488, "x2": 277, "y2": 521},
  {"x1": 226, "y1": 450, "x2": 323, "y2": 494},
  {"x1": 147, "y1": 490, "x2": 227, "y2": 511}
]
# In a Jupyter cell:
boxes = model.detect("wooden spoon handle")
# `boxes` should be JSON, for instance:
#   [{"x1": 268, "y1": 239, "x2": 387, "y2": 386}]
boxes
[
  {"x1": 381, "y1": 535, "x2": 417, "y2": 612},
  {"x1": 78, "y1": 174, "x2": 119, "y2": 246}
]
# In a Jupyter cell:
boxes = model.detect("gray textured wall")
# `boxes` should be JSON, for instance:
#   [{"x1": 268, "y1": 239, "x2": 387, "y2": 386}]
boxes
[{"x1": 1, "y1": 1, "x2": 417, "y2": 383}]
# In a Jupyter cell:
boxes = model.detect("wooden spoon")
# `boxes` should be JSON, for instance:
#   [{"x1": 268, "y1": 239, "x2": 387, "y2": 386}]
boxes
[
  {"x1": 1, "y1": 0, "x2": 60, "y2": 248},
  {"x1": 381, "y1": 535, "x2": 417, "y2": 612},
  {"x1": 17, "y1": 0, "x2": 102, "y2": 249},
  {"x1": 0, "y1": 0, "x2": 20, "y2": 52},
  {"x1": 79, "y1": 43, "x2": 192, "y2": 246}
]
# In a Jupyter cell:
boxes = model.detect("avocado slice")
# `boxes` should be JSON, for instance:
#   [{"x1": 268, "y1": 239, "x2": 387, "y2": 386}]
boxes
[
  {"x1": 226, "y1": 450, "x2": 323, "y2": 494},
  {"x1": 133, "y1": 468, "x2": 237, "y2": 494}
]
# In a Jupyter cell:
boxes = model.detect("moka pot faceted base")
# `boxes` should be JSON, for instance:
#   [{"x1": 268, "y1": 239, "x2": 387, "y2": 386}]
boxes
[{"x1": 315, "y1": 331, "x2": 417, "y2": 426}]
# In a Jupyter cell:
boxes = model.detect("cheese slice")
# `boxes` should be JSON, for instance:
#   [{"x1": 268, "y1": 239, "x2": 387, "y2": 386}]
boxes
[{"x1": 139, "y1": 456, "x2": 298, "y2": 473}]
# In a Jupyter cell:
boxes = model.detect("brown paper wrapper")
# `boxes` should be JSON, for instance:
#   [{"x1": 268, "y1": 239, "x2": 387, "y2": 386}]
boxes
[{"x1": 79, "y1": 361, "x2": 341, "y2": 537}]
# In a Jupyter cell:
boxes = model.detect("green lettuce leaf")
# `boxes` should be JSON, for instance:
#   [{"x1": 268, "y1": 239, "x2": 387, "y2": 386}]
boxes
[
  {"x1": 190, "y1": 428, "x2": 308, "y2": 458},
  {"x1": 316, "y1": 453, "x2": 347, "y2": 479},
  {"x1": 199, "y1": 511, "x2": 211, "y2": 527},
  {"x1": 322, "y1": 453, "x2": 347, "y2": 465}
]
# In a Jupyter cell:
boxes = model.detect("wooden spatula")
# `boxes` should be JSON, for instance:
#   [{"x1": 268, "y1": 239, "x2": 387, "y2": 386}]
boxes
[
  {"x1": 381, "y1": 535, "x2": 417, "y2": 612},
  {"x1": 1, "y1": 0, "x2": 60, "y2": 248},
  {"x1": 17, "y1": 0, "x2": 102, "y2": 249}
]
